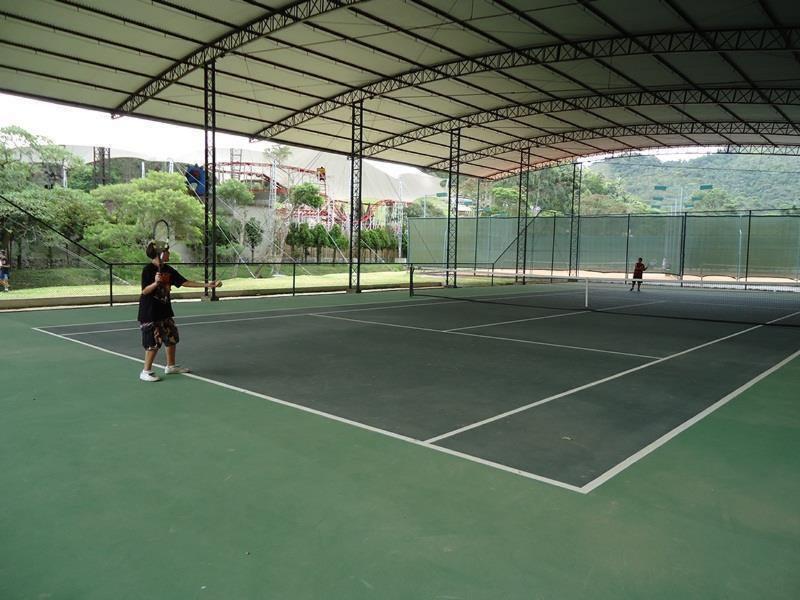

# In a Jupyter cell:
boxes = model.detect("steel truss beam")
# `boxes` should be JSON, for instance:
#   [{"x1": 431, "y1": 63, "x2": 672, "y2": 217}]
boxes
[
  {"x1": 349, "y1": 101, "x2": 364, "y2": 292},
  {"x1": 260, "y1": 28, "x2": 800, "y2": 138},
  {"x1": 438, "y1": 122, "x2": 800, "y2": 169},
  {"x1": 363, "y1": 88, "x2": 800, "y2": 156},
  {"x1": 114, "y1": 0, "x2": 365, "y2": 115},
  {"x1": 446, "y1": 130, "x2": 461, "y2": 287}
]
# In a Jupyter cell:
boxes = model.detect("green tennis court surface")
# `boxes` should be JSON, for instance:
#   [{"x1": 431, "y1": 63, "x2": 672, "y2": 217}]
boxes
[
  {"x1": 34, "y1": 281, "x2": 800, "y2": 491},
  {"x1": 2, "y1": 288, "x2": 799, "y2": 599}
]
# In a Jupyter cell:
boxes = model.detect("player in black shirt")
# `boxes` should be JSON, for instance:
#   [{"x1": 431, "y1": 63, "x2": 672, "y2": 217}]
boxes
[{"x1": 138, "y1": 241, "x2": 221, "y2": 382}]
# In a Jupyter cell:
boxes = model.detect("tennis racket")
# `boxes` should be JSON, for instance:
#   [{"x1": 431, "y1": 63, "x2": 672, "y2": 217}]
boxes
[
  {"x1": 151, "y1": 219, "x2": 171, "y2": 274},
  {"x1": 152, "y1": 219, "x2": 170, "y2": 288}
]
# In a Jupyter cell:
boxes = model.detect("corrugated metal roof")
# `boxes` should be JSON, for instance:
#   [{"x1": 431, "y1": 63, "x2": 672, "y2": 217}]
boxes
[{"x1": 1, "y1": 0, "x2": 799, "y2": 179}]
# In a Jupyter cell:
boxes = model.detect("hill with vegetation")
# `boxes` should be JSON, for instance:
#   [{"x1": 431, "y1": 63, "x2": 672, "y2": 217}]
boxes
[{"x1": 590, "y1": 153, "x2": 800, "y2": 212}]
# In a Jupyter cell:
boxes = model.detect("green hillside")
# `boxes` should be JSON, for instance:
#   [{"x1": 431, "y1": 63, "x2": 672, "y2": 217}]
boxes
[{"x1": 591, "y1": 153, "x2": 800, "y2": 211}]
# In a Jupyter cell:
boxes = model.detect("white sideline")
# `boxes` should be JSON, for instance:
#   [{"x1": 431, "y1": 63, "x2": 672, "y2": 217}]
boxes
[{"x1": 580, "y1": 347, "x2": 800, "y2": 493}]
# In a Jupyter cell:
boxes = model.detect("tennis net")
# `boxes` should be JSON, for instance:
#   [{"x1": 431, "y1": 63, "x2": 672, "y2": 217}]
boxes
[{"x1": 409, "y1": 266, "x2": 800, "y2": 327}]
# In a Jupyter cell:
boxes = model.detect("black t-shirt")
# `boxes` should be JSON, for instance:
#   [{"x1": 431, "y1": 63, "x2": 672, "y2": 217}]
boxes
[
  {"x1": 0, "y1": 256, "x2": 9, "y2": 274},
  {"x1": 137, "y1": 263, "x2": 187, "y2": 323}
]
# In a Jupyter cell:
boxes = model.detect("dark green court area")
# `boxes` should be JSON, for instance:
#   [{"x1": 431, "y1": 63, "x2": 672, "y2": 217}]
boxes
[
  {"x1": 38, "y1": 282, "x2": 800, "y2": 491},
  {"x1": 3, "y1": 288, "x2": 800, "y2": 599}
]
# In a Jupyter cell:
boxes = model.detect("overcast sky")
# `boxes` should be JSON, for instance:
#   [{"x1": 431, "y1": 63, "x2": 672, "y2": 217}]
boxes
[{"x1": 0, "y1": 92, "x2": 707, "y2": 170}]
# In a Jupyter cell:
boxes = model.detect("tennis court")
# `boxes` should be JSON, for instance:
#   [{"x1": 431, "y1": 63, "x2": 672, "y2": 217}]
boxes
[
  {"x1": 33, "y1": 277, "x2": 800, "y2": 493},
  {"x1": 3, "y1": 285, "x2": 800, "y2": 598}
]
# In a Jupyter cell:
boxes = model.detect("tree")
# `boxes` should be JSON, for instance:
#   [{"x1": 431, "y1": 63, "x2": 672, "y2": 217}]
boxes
[
  {"x1": 310, "y1": 223, "x2": 328, "y2": 263},
  {"x1": 285, "y1": 222, "x2": 313, "y2": 260},
  {"x1": 244, "y1": 217, "x2": 264, "y2": 261},
  {"x1": 218, "y1": 179, "x2": 255, "y2": 207},
  {"x1": 0, "y1": 126, "x2": 81, "y2": 194},
  {"x1": 491, "y1": 187, "x2": 519, "y2": 215},
  {"x1": 689, "y1": 188, "x2": 739, "y2": 212},
  {"x1": 406, "y1": 197, "x2": 445, "y2": 218},
  {"x1": 289, "y1": 183, "x2": 324, "y2": 211},
  {"x1": 297, "y1": 223, "x2": 313, "y2": 261},
  {"x1": 264, "y1": 144, "x2": 291, "y2": 165},
  {"x1": 328, "y1": 224, "x2": 348, "y2": 262}
]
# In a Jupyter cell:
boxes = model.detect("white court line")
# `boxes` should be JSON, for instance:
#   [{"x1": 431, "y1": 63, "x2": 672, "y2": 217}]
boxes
[
  {"x1": 31, "y1": 326, "x2": 583, "y2": 494},
  {"x1": 38, "y1": 295, "x2": 442, "y2": 329},
  {"x1": 579, "y1": 347, "x2": 800, "y2": 493},
  {"x1": 38, "y1": 299, "x2": 463, "y2": 335},
  {"x1": 445, "y1": 310, "x2": 589, "y2": 331},
  {"x1": 445, "y1": 300, "x2": 666, "y2": 332},
  {"x1": 63, "y1": 312, "x2": 313, "y2": 335},
  {"x1": 33, "y1": 312, "x2": 800, "y2": 494},
  {"x1": 423, "y1": 312, "x2": 800, "y2": 444},
  {"x1": 596, "y1": 300, "x2": 667, "y2": 312},
  {"x1": 313, "y1": 313, "x2": 659, "y2": 359}
]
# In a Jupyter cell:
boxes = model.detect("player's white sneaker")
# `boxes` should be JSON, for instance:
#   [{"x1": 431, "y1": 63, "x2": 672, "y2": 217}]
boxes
[
  {"x1": 140, "y1": 370, "x2": 161, "y2": 382},
  {"x1": 165, "y1": 365, "x2": 191, "y2": 374}
]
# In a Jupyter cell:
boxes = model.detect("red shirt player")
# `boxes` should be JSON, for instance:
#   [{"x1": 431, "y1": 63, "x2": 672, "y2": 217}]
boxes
[{"x1": 630, "y1": 257, "x2": 647, "y2": 291}]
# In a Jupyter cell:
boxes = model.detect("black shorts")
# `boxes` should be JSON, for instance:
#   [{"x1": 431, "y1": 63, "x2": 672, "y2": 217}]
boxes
[{"x1": 140, "y1": 319, "x2": 180, "y2": 350}]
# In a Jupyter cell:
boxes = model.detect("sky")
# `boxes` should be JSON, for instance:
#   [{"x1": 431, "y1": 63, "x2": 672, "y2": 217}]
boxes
[
  {"x1": 0, "y1": 93, "x2": 422, "y2": 177},
  {"x1": 0, "y1": 92, "x2": 708, "y2": 170}
]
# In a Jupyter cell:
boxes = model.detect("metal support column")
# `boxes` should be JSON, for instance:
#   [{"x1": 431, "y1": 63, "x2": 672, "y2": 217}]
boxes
[
  {"x1": 516, "y1": 149, "x2": 531, "y2": 282},
  {"x1": 473, "y1": 179, "x2": 480, "y2": 273},
  {"x1": 446, "y1": 129, "x2": 461, "y2": 287},
  {"x1": 204, "y1": 61, "x2": 218, "y2": 300},
  {"x1": 348, "y1": 101, "x2": 364, "y2": 292},
  {"x1": 568, "y1": 163, "x2": 578, "y2": 277},
  {"x1": 574, "y1": 163, "x2": 583, "y2": 277}
]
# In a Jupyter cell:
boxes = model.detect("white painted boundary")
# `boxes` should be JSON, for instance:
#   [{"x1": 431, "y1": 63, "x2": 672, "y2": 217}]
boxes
[
  {"x1": 31, "y1": 327, "x2": 584, "y2": 494},
  {"x1": 580, "y1": 347, "x2": 800, "y2": 493},
  {"x1": 32, "y1": 310, "x2": 800, "y2": 495}
]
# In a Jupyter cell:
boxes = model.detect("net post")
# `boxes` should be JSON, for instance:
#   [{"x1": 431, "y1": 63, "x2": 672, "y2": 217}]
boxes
[
  {"x1": 292, "y1": 262, "x2": 296, "y2": 296},
  {"x1": 409, "y1": 264, "x2": 415, "y2": 297},
  {"x1": 491, "y1": 263, "x2": 495, "y2": 286},
  {"x1": 584, "y1": 277, "x2": 589, "y2": 309},
  {"x1": 109, "y1": 264, "x2": 114, "y2": 307}
]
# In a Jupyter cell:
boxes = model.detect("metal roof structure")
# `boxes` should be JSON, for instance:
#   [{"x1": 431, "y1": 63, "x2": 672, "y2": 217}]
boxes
[{"x1": 2, "y1": 0, "x2": 800, "y2": 181}]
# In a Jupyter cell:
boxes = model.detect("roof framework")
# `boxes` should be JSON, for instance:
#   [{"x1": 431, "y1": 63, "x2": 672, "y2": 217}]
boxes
[{"x1": 2, "y1": 0, "x2": 800, "y2": 180}]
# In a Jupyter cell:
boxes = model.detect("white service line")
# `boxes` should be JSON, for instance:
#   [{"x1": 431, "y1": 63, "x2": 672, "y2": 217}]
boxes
[
  {"x1": 423, "y1": 319, "x2": 786, "y2": 445},
  {"x1": 444, "y1": 310, "x2": 589, "y2": 332},
  {"x1": 313, "y1": 313, "x2": 659, "y2": 359},
  {"x1": 580, "y1": 346, "x2": 800, "y2": 493},
  {"x1": 38, "y1": 295, "x2": 439, "y2": 329},
  {"x1": 596, "y1": 300, "x2": 667, "y2": 312}
]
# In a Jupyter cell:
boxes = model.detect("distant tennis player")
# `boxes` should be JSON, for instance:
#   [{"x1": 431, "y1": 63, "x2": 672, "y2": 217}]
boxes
[
  {"x1": 138, "y1": 241, "x2": 222, "y2": 382},
  {"x1": 630, "y1": 257, "x2": 647, "y2": 292}
]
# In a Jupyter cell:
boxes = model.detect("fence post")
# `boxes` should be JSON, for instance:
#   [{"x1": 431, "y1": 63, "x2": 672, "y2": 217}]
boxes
[
  {"x1": 624, "y1": 214, "x2": 631, "y2": 281},
  {"x1": 679, "y1": 212, "x2": 688, "y2": 285},
  {"x1": 550, "y1": 216, "x2": 556, "y2": 277},
  {"x1": 744, "y1": 210, "x2": 753, "y2": 289}
]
